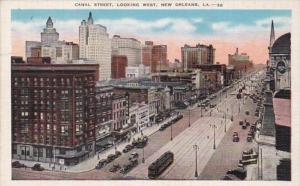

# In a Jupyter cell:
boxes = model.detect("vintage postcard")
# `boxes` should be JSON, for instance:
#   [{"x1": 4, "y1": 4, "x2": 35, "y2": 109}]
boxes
[{"x1": 1, "y1": 0, "x2": 300, "y2": 186}]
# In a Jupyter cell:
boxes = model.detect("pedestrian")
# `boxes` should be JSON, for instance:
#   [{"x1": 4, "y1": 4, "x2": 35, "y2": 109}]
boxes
[
  {"x1": 207, "y1": 135, "x2": 209, "y2": 139},
  {"x1": 97, "y1": 153, "x2": 100, "y2": 160}
]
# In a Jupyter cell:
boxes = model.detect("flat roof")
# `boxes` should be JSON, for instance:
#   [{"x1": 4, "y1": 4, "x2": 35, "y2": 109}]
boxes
[
  {"x1": 273, "y1": 98, "x2": 291, "y2": 127},
  {"x1": 12, "y1": 64, "x2": 99, "y2": 71}
]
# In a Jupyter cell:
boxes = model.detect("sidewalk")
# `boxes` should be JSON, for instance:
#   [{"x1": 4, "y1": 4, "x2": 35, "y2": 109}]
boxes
[{"x1": 13, "y1": 123, "x2": 162, "y2": 173}]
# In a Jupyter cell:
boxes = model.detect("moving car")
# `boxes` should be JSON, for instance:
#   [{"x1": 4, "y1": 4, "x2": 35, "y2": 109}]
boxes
[
  {"x1": 129, "y1": 152, "x2": 139, "y2": 161},
  {"x1": 107, "y1": 154, "x2": 117, "y2": 163},
  {"x1": 232, "y1": 132, "x2": 240, "y2": 142},
  {"x1": 95, "y1": 159, "x2": 107, "y2": 169},
  {"x1": 109, "y1": 164, "x2": 121, "y2": 172},
  {"x1": 239, "y1": 121, "x2": 243, "y2": 125},
  {"x1": 123, "y1": 144, "x2": 134, "y2": 153}
]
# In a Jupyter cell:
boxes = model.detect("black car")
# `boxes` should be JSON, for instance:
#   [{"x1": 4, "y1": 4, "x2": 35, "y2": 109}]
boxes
[
  {"x1": 109, "y1": 164, "x2": 121, "y2": 172},
  {"x1": 123, "y1": 144, "x2": 134, "y2": 153},
  {"x1": 95, "y1": 159, "x2": 107, "y2": 169},
  {"x1": 12, "y1": 161, "x2": 26, "y2": 168},
  {"x1": 226, "y1": 168, "x2": 247, "y2": 180},
  {"x1": 31, "y1": 163, "x2": 44, "y2": 171},
  {"x1": 242, "y1": 125, "x2": 247, "y2": 129},
  {"x1": 107, "y1": 154, "x2": 117, "y2": 163},
  {"x1": 115, "y1": 151, "x2": 122, "y2": 158},
  {"x1": 159, "y1": 124, "x2": 167, "y2": 131}
]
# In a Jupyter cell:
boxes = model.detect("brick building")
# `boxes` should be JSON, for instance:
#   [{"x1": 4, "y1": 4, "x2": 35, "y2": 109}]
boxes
[
  {"x1": 111, "y1": 55, "x2": 128, "y2": 79},
  {"x1": 228, "y1": 48, "x2": 253, "y2": 77},
  {"x1": 151, "y1": 45, "x2": 168, "y2": 73},
  {"x1": 11, "y1": 64, "x2": 99, "y2": 165}
]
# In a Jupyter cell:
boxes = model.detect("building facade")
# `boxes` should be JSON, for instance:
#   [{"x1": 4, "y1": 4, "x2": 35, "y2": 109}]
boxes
[
  {"x1": 11, "y1": 64, "x2": 99, "y2": 166},
  {"x1": 111, "y1": 55, "x2": 128, "y2": 79},
  {"x1": 142, "y1": 41, "x2": 153, "y2": 66},
  {"x1": 126, "y1": 64, "x2": 150, "y2": 78},
  {"x1": 181, "y1": 44, "x2": 215, "y2": 71},
  {"x1": 95, "y1": 84, "x2": 114, "y2": 151},
  {"x1": 151, "y1": 45, "x2": 168, "y2": 73},
  {"x1": 79, "y1": 12, "x2": 111, "y2": 80},
  {"x1": 228, "y1": 48, "x2": 253, "y2": 77},
  {"x1": 111, "y1": 35, "x2": 142, "y2": 67},
  {"x1": 26, "y1": 17, "x2": 79, "y2": 64}
]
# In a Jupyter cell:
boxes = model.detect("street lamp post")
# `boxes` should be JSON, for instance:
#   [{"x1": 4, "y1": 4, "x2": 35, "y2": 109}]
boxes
[
  {"x1": 201, "y1": 106, "x2": 203, "y2": 117},
  {"x1": 211, "y1": 124, "x2": 217, "y2": 150},
  {"x1": 142, "y1": 146, "x2": 145, "y2": 163},
  {"x1": 170, "y1": 123, "x2": 173, "y2": 141},
  {"x1": 224, "y1": 113, "x2": 227, "y2": 133},
  {"x1": 193, "y1": 144, "x2": 199, "y2": 177},
  {"x1": 188, "y1": 108, "x2": 191, "y2": 127}
]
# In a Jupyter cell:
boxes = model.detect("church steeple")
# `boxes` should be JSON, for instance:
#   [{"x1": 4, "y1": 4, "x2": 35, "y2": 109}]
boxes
[
  {"x1": 269, "y1": 20, "x2": 275, "y2": 48},
  {"x1": 46, "y1": 16, "x2": 53, "y2": 28},
  {"x1": 87, "y1": 12, "x2": 93, "y2": 25}
]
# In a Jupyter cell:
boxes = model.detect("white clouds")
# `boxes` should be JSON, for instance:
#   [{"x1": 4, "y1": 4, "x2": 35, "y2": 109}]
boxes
[{"x1": 211, "y1": 16, "x2": 291, "y2": 39}]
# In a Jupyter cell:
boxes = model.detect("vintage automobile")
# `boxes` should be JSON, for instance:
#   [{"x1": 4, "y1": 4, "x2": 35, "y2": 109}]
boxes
[
  {"x1": 233, "y1": 135, "x2": 240, "y2": 142},
  {"x1": 109, "y1": 163, "x2": 121, "y2": 173},
  {"x1": 107, "y1": 154, "x2": 117, "y2": 163},
  {"x1": 123, "y1": 144, "x2": 134, "y2": 153},
  {"x1": 95, "y1": 159, "x2": 107, "y2": 169},
  {"x1": 31, "y1": 163, "x2": 45, "y2": 171},
  {"x1": 129, "y1": 152, "x2": 139, "y2": 161},
  {"x1": 226, "y1": 168, "x2": 247, "y2": 180},
  {"x1": 239, "y1": 158, "x2": 257, "y2": 165},
  {"x1": 115, "y1": 150, "x2": 122, "y2": 158},
  {"x1": 12, "y1": 161, "x2": 27, "y2": 168}
]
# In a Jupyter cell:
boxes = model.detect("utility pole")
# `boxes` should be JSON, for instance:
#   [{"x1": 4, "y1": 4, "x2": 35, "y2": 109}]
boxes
[{"x1": 193, "y1": 144, "x2": 199, "y2": 177}]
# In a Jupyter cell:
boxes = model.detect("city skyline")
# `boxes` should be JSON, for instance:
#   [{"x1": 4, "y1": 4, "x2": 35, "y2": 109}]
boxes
[{"x1": 12, "y1": 9, "x2": 291, "y2": 64}]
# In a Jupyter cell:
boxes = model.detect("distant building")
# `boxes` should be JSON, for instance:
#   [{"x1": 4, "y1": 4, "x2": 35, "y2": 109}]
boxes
[
  {"x1": 27, "y1": 57, "x2": 51, "y2": 64},
  {"x1": 126, "y1": 64, "x2": 150, "y2": 78},
  {"x1": 228, "y1": 48, "x2": 253, "y2": 77},
  {"x1": 11, "y1": 64, "x2": 99, "y2": 165},
  {"x1": 151, "y1": 45, "x2": 168, "y2": 73},
  {"x1": 111, "y1": 55, "x2": 128, "y2": 79},
  {"x1": 181, "y1": 44, "x2": 215, "y2": 71},
  {"x1": 11, "y1": 56, "x2": 25, "y2": 64},
  {"x1": 111, "y1": 35, "x2": 141, "y2": 66},
  {"x1": 26, "y1": 17, "x2": 79, "y2": 64},
  {"x1": 79, "y1": 12, "x2": 111, "y2": 80},
  {"x1": 112, "y1": 95, "x2": 129, "y2": 139},
  {"x1": 142, "y1": 41, "x2": 153, "y2": 66}
]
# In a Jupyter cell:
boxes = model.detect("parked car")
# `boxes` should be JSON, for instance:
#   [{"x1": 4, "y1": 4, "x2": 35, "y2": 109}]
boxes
[
  {"x1": 31, "y1": 163, "x2": 44, "y2": 171},
  {"x1": 159, "y1": 124, "x2": 167, "y2": 131},
  {"x1": 247, "y1": 135, "x2": 253, "y2": 142},
  {"x1": 123, "y1": 144, "x2": 134, "y2": 153},
  {"x1": 242, "y1": 125, "x2": 247, "y2": 129},
  {"x1": 115, "y1": 151, "x2": 122, "y2": 158},
  {"x1": 95, "y1": 159, "x2": 107, "y2": 169},
  {"x1": 239, "y1": 121, "x2": 243, "y2": 125},
  {"x1": 120, "y1": 163, "x2": 132, "y2": 174},
  {"x1": 129, "y1": 152, "x2": 139, "y2": 161},
  {"x1": 246, "y1": 121, "x2": 250, "y2": 126},
  {"x1": 12, "y1": 161, "x2": 26, "y2": 168},
  {"x1": 226, "y1": 168, "x2": 247, "y2": 180},
  {"x1": 233, "y1": 135, "x2": 240, "y2": 142},
  {"x1": 109, "y1": 163, "x2": 121, "y2": 172},
  {"x1": 107, "y1": 154, "x2": 117, "y2": 163},
  {"x1": 210, "y1": 104, "x2": 216, "y2": 108},
  {"x1": 223, "y1": 174, "x2": 240, "y2": 180}
]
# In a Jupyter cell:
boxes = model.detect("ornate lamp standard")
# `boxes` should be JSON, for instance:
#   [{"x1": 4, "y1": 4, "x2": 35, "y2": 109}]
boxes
[
  {"x1": 188, "y1": 108, "x2": 191, "y2": 127},
  {"x1": 193, "y1": 144, "x2": 199, "y2": 177},
  {"x1": 210, "y1": 124, "x2": 217, "y2": 150}
]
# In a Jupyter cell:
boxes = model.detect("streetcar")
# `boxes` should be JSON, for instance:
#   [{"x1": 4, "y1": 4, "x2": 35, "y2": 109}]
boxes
[{"x1": 148, "y1": 151, "x2": 174, "y2": 179}]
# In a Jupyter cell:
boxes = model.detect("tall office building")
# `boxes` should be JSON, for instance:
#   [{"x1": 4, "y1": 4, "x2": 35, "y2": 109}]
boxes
[
  {"x1": 26, "y1": 17, "x2": 79, "y2": 64},
  {"x1": 151, "y1": 45, "x2": 168, "y2": 73},
  {"x1": 142, "y1": 41, "x2": 153, "y2": 66},
  {"x1": 111, "y1": 35, "x2": 142, "y2": 66},
  {"x1": 181, "y1": 44, "x2": 215, "y2": 71},
  {"x1": 79, "y1": 12, "x2": 111, "y2": 80}
]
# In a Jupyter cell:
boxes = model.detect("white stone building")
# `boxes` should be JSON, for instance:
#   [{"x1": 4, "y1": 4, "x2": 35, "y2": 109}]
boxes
[
  {"x1": 79, "y1": 12, "x2": 111, "y2": 80},
  {"x1": 129, "y1": 103, "x2": 150, "y2": 132},
  {"x1": 26, "y1": 17, "x2": 79, "y2": 64},
  {"x1": 111, "y1": 35, "x2": 142, "y2": 66},
  {"x1": 126, "y1": 64, "x2": 150, "y2": 78}
]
